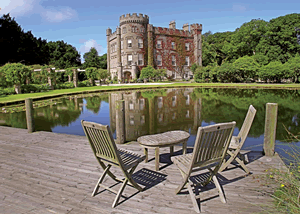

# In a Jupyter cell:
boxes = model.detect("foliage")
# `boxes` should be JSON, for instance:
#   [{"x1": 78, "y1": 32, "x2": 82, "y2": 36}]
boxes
[
  {"x1": 98, "y1": 69, "x2": 110, "y2": 81},
  {"x1": 47, "y1": 41, "x2": 81, "y2": 69},
  {"x1": 287, "y1": 54, "x2": 300, "y2": 83},
  {"x1": 1, "y1": 63, "x2": 30, "y2": 86},
  {"x1": 140, "y1": 65, "x2": 156, "y2": 79},
  {"x1": 83, "y1": 48, "x2": 104, "y2": 69},
  {"x1": 153, "y1": 69, "x2": 167, "y2": 80},
  {"x1": 21, "y1": 84, "x2": 51, "y2": 93},
  {"x1": 216, "y1": 63, "x2": 236, "y2": 83},
  {"x1": 85, "y1": 67, "x2": 98, "y2": 82},
  {"x1": 54, "y1": 82, "x2": 75, "y2": 89},
  {"x1": 190, "y1": 63, "x2": 199, "y2": 74},
  {"x1": 232, "y1": 56, "x2": 260, "y2": 82},
  {"x1": 78, "y1": 80, "x2": 92, "y2": 87},
  {"x1": 0, "y1": 13, "x2": 50, "y2": 66},
  {"x1": 258, "y1": 61, "x2": 290, "y2": 83},
  {"x1": 0, "y1": 87, "x2": 15, "y2": 96}
]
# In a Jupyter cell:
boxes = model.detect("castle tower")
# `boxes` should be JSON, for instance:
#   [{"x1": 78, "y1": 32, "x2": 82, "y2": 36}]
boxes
[
  {"x1": 106, "y1": 28, "x2": 112, "y2": 72},
  {"x1": 190, "y1": 24, "x2": 202, "y2": 66},
  {"x1": 119, "y1": 13, "x2": 149, "y2": 80}
]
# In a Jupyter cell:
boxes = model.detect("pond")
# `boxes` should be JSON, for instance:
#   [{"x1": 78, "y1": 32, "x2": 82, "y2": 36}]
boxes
[{"x1": 1, "y1": 87, "x2": 300, "y2": 159}]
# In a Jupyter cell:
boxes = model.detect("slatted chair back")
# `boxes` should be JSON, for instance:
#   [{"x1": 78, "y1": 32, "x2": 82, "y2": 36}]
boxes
[
  {"x1": 190, "y1": 122, "x2": 236, "y2": 171},
  {"x1": 236, "y1": 105, "x2": 257, "y2": 149},
  {"x1": 81, "y1": 120, "x2": 121, "y2": 166}
]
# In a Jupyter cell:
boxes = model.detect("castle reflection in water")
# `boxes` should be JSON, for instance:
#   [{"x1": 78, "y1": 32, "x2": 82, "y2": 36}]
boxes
[{"x1": 109, "y1": 88, "x2": 202, "y2": 143}]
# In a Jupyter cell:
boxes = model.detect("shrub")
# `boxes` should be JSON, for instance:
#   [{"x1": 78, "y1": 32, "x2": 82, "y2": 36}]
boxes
[
  {"x1": 0, "y1": 87, "x2": 15, "y2": 96},
  {"x1": 78, "y1": 80, "x2": 92, "y2": 87},
  {"x1": 54, "y1": 82, "x2": 75, "y2": 89}
]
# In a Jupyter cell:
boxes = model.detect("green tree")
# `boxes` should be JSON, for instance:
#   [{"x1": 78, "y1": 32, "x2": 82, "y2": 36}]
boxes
[
  {"x1": 190, "y1": 63, "x2": 199, "y2": 74},
  {"x1": 233, "y1": 56, "x2": 260, "y2": 82},
  {"x1": 98, "y1": 69, "x2": 110, "y2": 84},
  {"x1": 258, "y1": 61, "x2": 290, "y2": 83},
  {"x1": 153, "y1": 69, "x2": 167, "y2": 81},
  {"x1": 47, "y1": 41, "x2": 81, "y2": 69},
  {"x1": 216, "y1": 63, "x2": 236, "y2": 83},
  {"x1": 99, "y1": 53, "x2": 107, "y2": 69},
  {"x1": 140, "y1": 65, "x2": 155, "y2": 80},
  {"x1": 83, "y1": 48, "x2": 102, "y2": 69},
  {"x1": 287, "y1": 54, "x2": 300, "y2": 82},
  {"x1": 1, "y1": 63, "x2": 30, "y2": 93},
  {"x1": 85, "y1": 67, "x2": 98, "y2": 85}
]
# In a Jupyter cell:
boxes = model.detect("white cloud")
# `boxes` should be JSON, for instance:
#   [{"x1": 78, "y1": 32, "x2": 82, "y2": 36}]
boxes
[
  {"x1": 232, "y1": 4, "x2": 247, "y2": 12},
  {"x1": 0, "y1": 0, "x2": 77, "y2": 23},
  {"x1": 80, "y1": 39, "x2": 103, "y2": 55},
  {"x1": 42, "y1": 7, "x2": 77, "y2": 23},
  {"x1": 0, "y1": 0, "x2": 36, "y2": 17}
]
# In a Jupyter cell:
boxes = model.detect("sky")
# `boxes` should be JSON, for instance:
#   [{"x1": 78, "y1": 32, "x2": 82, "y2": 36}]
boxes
[{"x1": 1, "y1": 0, "x2": 299, "y2": 62}]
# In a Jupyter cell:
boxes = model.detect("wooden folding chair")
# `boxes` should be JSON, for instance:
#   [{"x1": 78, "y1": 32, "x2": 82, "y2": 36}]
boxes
[
  {"x1": 219, "y1": 105, "x2": 256, "y2": 174},
  {"x1": 81, "y1": 120, "x2": 146, "y2": 208},
  {"x1": 171, "y1": 122, "x2": 236, "y2": 213}
]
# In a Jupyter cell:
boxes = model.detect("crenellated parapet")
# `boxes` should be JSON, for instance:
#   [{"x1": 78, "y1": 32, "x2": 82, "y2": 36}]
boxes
[
  {"x1": 153, "y1": 27, "x2": 193, "y2": 37},
  {"x1": 109, "y1": 30, "x2": 117, "y2": 41},
  {"x1": 119, "y1": 13, "x2": 149, "y2": 26},
  {"x1": 190, "y1": 23, "x2": 202, "y2": 33}
]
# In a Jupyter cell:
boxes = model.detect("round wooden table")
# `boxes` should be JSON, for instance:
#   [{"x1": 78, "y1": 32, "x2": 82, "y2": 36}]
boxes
[{"x1": 137, "y1": 130, "x2": 190, "y2": 171}]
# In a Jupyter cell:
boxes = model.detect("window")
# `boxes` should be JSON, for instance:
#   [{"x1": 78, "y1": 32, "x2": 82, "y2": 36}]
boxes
[
  {"x1": 138, "y1": 54, "x2": 143, "y2": 66},
  {"x1": 140, "y1": 115, "x2": 145, "y2": 125},
  {"x1": 158, "y1": 97, "x2": 163, "y2": 109},
  {"x1": 129, "y1": 100, "x2": 134, "y2": 110},
  {"x1": 172, "y1": 55, "x2": 176, "y2": 66},
  {"x1": 139, "y1": 99, "x2": 145, "y2": 110},
  {"x1": 172, "y1": 96, "x2": 176, "y2": 107},
  {"x1": 158, "y1": 114, "x2": 163, "y2": 123},
  {"x1": 127, "y1": 39, "x2": 132, "y2": 48},
  {"x1": 172, "y1": 112, "x2": 176, "y2": 120},
  {"x1": 157, "y1": 40, "x2": 162, "y2": 49},
  {"x1": 171, "y1": 42, "x2": 175, "y2": 49},
  {"x1": 130, "y1": 115, "x2": 134, "y2": 125},
  {"x1": 110, "y1": 45, "x2": 113, "y2": 53},
  {"x1": 122, "y1": 27, "x2": 127, "y2": 34},
  {"x1": 128, "y1": 54, "x2": 132, "y2": 65},
  {"x1": 138, "y1": 38, "x2": 143, "y2": 48},
  {"x1": 186, "y1": 110, "x2": 190, "y2": 118},
  {"x1": 157, "y1": 55, "x2": 162, "y2": 66},
  {"x1": 121, "y1": 41, "x2": 123, "y2": 50},
  {"x1": 131, "y1": 26, "x2": 138, "y2": 33},
  {"x1": 185, "y1": 95, "x2": 190, "y2": 105},
  {"x1": 185, "y1": 56, "x2": 190, "y2": 66},
  {"x1": 185, "y1": 43, "x2": 190, "y2": 51},
  {"x1": 140, "y1": 27, "x2": 145, "y2": 33}
]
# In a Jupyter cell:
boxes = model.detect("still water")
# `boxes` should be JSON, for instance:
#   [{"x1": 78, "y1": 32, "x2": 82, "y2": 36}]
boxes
[{"x1": 1, "y1": 87, "x2": 300, "y2": 158}]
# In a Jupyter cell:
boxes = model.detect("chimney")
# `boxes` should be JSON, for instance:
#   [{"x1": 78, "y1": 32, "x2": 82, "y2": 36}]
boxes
[
  {"x1": 183, "y1": 23, "x2": 189, "y2": 31},
  {"x1": 169, "y1": 21, "x2": 176, "y2": 29}
]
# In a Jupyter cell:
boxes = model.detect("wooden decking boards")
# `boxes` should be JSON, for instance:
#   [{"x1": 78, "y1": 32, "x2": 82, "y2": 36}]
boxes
[{"x1": 0, "y1": 126, "x2": 285, "y2": 214}]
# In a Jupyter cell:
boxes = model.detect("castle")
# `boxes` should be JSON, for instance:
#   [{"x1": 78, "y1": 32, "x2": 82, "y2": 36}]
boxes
[{"x1": 106, "y1": 13, "x2": 202, "y2": 81}]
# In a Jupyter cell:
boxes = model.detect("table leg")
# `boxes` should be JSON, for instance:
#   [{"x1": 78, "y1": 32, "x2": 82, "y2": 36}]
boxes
[
  {"x1": 182, "y1": 141, "x2": 187, "y2": 155},
  {"x1": 144, "y1": 148, "x2": 148, "y2": 162},
  {"x1": 170, "y1": 146, "x2": 174, "y2": 156},
  {"x1": 155, "y1": 147, "x2": 159, "y2": 171}
]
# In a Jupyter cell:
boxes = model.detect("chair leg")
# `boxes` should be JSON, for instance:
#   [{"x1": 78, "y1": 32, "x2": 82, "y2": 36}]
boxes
[
  {"x1": 219, "y1": 150, "x2": 238, "y2": 172},
  {"x1": 155, "y1": 147, "x2": 160, "y2": 171},
  {"x1": 112, "y1": 178, "x2": 128, "y2": 208},
  {"x1": 235, "y1": 156, "x2": 250, "y2": 174},
  {"x1": 175, "y1": 170, "x2": 189, "y2": 194},
  {"x1": 212, "y1": 175, "x2": 226, "y2": 203},
  {"x1": 144, "y1": 147, "x2": 148, "y2": 162},
  {"x1": 170, "y1": 146, "x2": 174, "y2": 156},
  {"x1": 92, "y1": 164, "x2": 111, "y2": 196},
  {"x1": 187, "y1": 180, "x2": 200, "y2": 213},
  {"x1": 125, "y1": 165, "x2": 143, "y2": 192}
]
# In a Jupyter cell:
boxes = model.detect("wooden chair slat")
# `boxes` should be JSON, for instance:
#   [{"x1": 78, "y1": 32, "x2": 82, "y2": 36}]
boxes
[
  {"x1": 171, "y1": 121, "x2": 236, "y2": 213},
  {"x1": 81, "y1": 120, "x2": 145, "y2": 208}
]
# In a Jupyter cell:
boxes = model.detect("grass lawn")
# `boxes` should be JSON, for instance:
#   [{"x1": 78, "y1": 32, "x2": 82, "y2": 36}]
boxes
[{"x1": 1, "y1": 82, "x2": 300, "y2": 105}]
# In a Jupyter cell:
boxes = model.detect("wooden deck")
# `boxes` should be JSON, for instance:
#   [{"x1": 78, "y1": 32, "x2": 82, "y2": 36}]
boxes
[{"x1": 0, "y1": 126, "x2": 285, "y2": 214}]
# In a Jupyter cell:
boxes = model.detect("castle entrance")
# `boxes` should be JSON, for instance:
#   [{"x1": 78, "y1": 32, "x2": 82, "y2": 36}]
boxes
[{"x1": 124, "y1": 71, "x2": 132, "y2": 81}]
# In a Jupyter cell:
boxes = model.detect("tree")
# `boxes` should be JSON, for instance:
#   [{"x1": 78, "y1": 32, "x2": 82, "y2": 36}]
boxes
[
  {"x1": 140, "y1": 65, "x2": 155, "y2": 80},
  {"x1": 99, "y1": 53, "x2": 107, "y2": 69},
  {"x1": 83, "y1": 48, "x2": 101, "y2": 69},
  {"x1": 233, "y1": 56, "x2": 260, "y2": 82},
  {"x1": 258, "y1": 61, "x2": 289, "y2": 83},
  {"x1": 98, "y1": 69, "x2": 110, "y2": 84},
  {"x1": 153, "y1": 69, "x2": 167, "y2": 81},
  {"x1": 190, "y1": 63, "x2": 199, "y2": 74},
  {"x1": 85, "y1": 67, "x2": 98, "y2": 85},
  {"x1": 287, "y1": 54, "x2": 300, "y2": 82},
  {"x1": 1, "y1": 63, "x2": 30, "y2": 93},
  {"x1": 47, "y1": 41, "x2": 81, "y2": 69}
]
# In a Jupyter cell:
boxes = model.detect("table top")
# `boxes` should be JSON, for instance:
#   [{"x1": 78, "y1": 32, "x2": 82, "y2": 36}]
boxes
[{"x1": 137, "y1": 130, "x2": 190, "y2": 147}]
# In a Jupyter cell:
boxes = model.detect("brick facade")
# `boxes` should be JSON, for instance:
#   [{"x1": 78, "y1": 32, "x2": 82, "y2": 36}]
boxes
[{"x1": 107, "y1": 13, "x2": 202, "y2": 81}]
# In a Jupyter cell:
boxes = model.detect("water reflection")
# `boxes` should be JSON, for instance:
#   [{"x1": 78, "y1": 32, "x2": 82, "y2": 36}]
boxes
[{"x1": 1, "y1": 88, "x2": 300, "y2": 153}]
